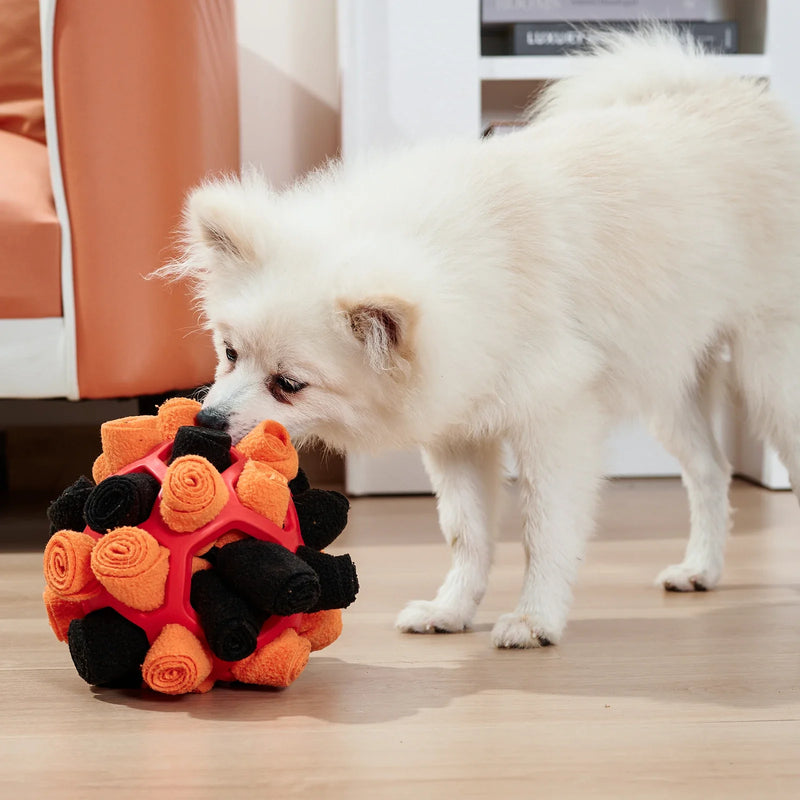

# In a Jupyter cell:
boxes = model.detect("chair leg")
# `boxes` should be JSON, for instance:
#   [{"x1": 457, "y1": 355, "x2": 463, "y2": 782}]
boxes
[{"x1": 0, "y1": 430, "x2": 8, "y2": 495}]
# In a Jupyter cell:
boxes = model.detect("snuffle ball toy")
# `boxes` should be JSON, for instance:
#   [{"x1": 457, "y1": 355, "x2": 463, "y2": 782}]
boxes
[{"x1": 42, "y1": 398, "x2": 358, "y2": 694}]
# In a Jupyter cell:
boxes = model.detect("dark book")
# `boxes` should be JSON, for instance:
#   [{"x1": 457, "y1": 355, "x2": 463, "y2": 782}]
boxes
[
  {"x1": 482, "y1": 0, "x2": 732, "y2": 24},
  {"x1": 510, "y1": 21, "x2": 738, "y2": 55}
]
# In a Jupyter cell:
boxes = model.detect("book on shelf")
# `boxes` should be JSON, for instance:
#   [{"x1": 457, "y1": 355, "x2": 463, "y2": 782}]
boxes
[
  {"x1": 482, "y1": 0, "x2": 734, "y2": 24},
  {"x1": 511, "y1": 20, "x2": 738, "y2": 55}
]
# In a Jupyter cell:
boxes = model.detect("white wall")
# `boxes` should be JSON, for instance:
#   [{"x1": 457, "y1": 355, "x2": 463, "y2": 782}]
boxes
[{"x1": 235, "y1": 0, "x2": 341, "y2": 187}]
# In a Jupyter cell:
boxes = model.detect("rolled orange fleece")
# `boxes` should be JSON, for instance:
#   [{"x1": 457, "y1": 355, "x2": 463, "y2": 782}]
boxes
[
  {"x1": 44, "y1": 530, "x2": 101, "y2": 601},
  {"x1": 235, "y1": 460, "x2": 290, "y2": 527},
  {"x1": 142, "y1": 623, "x2": 213, "y2": 695},
  {"x1": 194, "y1": 529, "x2": 246, "y2": 557},
  {"x1": 43, "y1": 587, "x2": 85, "y2": 642},
  {"x1": 298, "y1": 609, "x2": 343, "y2": 652},
  {"x1": 192, "y1": 677, "x2": 216, "y2": 694},
  {"x1": 191, "y1": 556, "x2": 212, "y2": 574},
  {"x1": 90, "y1": 526, "x2": 170, "y2": 612},
  {"x1": 230, "y1": 627, "x2": 311, "y2": 688},
  {"x1": 92, "y1": 454, "x2": 112, "y2": 483},
  {"x1": 213, "y1": 530, "x2": 248, "y2": 548},
  {"x1": 159, "y1": 455, "x2": 229, "y2": 533},
  {"x1": 236, "y1": 420, "x2": 299, "y2": 481},
  {"x1": 156, "y1": 397, "x2": 202, "y2": 440},
  {"x1": 100, "y1": 415, "x2": 164, "y2": 473}
]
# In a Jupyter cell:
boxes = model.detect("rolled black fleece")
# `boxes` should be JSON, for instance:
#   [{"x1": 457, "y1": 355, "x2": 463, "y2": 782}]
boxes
[
  {"x1": 68, "y1": 607, "x2": 150, "y2": 687},
  {"x1": 295, "y1": 546, "x2": 359, "y2": 611},
  {"x1": 294, "y1": 489, "x2": 350, "y2": 551},
  {"x1": 213, "y1": 539, "x2": 321, "y2": 617},
  {"x1": 47, "y1": 475, "x2": 94, "y2": 534},
  {"x1": 288, "y1": 468, "x2": 311, "y2": 496},
  {"x1": 83, "y1": 472, "x2": 160, "y2": 533},
  {"x1": 190, "y1": 569, "x2": 264, "y2": 662},
  {"x1": 170, "y1": 425, "x2": 232, "y2": 474}
]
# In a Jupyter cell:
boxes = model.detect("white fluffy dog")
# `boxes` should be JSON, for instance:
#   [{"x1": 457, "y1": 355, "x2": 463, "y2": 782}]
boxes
[{"x1": 163, "y1": 32, "x2": 800, "y2": 648}]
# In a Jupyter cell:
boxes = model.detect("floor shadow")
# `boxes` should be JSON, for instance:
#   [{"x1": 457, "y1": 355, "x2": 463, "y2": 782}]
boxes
[{"x1": 93, "y1": 597, "x2": 800, "y2": 725}]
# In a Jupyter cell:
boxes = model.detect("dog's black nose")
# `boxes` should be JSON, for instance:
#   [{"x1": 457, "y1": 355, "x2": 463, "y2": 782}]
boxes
[{"x1": 195, "y1": 407, "x2": 230, "y2": 432}]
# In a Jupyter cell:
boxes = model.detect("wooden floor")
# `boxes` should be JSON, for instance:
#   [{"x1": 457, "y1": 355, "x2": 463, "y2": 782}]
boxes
[{"x1": 2, "y1": 478, "x2": 799, "y2": 799}]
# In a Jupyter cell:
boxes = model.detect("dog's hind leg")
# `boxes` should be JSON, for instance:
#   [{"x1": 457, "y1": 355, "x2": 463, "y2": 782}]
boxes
[
  {"x1": 395, "y1": 438, "x2": 503, "y2": 634},
  {"x1": 732, "y1": 321, "x2": 800, "y2": 498},
  {"x1": 652, "y1": 385, "x2": 732, "y2": 592},
  {"x1": 492, "y1": 402, "x2": 606, "y2": 648}
]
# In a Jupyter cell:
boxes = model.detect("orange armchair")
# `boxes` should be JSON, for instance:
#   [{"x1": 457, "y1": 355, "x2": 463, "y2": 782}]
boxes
[{"x1": 0, "y1": 0, "x2": 239, "y2": 399}]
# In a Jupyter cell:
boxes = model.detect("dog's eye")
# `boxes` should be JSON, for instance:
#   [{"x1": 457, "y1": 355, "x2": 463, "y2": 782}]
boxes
[
  {"x1": 225, "y1": 346, "x2": 238, "y2": 364},
  {"x1": 268, "y1": 374, "x2": 307, "y2": 404},
  {"x1": 277, "y1": 376, "x2": 306, "y2": 393}
]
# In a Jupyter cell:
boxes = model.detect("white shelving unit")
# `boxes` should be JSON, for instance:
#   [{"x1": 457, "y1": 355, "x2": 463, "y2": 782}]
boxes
[
  {"x1": 338, "y1": 0, "x2": 794, "y2": 495},
  {"x1": 479, "y1": 53, "x2": 769, "y2": 80}
]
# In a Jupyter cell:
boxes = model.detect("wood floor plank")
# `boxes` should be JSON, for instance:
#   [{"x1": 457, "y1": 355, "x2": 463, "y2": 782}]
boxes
[{"x1": 1, "y1": 479, "x2": 798, "y2": 798}]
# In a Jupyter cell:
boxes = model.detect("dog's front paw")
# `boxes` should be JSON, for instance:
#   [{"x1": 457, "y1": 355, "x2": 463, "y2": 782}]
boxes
[
  {"x1": 491, "y1": 613, "x2": 558, "y2": 649},
  {"x1": 656, "y1": 562, "x2": 720, "y2": 592},
  {"x1": 395, "y1": 600, "x2": 471, "y2": 634}
]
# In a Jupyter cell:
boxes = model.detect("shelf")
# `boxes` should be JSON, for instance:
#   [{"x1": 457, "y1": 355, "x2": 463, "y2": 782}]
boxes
[{"x1": 480, "y1": 53, "x2": 770, "y2": 81}]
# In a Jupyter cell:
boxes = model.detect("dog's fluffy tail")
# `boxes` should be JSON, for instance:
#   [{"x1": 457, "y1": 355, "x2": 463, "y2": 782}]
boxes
[{"x1": 529, "y1": 27, "x2": 733, "y2": 120}]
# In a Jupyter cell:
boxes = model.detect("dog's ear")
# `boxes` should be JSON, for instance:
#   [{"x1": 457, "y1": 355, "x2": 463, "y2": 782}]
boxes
[
  {"x1": 184, "y1": 181, "x2": 258, "y2": 264},
  {"x1": 152, "y1": 172, "x2": 270, "y2": 287},
  {"x1": 340, "y1": 298, "x2": 416, "y2": 374}
]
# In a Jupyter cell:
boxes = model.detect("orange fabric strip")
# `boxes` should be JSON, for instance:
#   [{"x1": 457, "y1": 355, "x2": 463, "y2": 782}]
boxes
[
  {"x1": 235, "y1": 420, "x2": 299, "y2": 481},
  {"x1": 90, "y1": 526, "x2": 170, "y2": 611},
  {"x1": 142, "y1": 624, "x2": 213, "y2": 695},
  {"x1": 159, "y1": 454, "x2": 228, "y2": 533},
  {"x1": 43, "y1": 530, "x2": 101, "y2": 600}
]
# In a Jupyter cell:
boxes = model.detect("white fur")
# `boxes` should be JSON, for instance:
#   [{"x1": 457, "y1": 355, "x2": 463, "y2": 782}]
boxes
[{"x1": 162, "y1": 32, "x2": 800, "y2": 648}]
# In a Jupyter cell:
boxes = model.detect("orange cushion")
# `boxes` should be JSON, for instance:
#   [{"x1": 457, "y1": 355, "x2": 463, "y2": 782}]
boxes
[
  {"x1": 0, "y1": 130, "x2": 61, "y2": 318},
  {"x1": 0, "y1": 0, "x2": 46, "y2": 144},
  {"x1": 53, "y1": 0, "x2": 236, "y2": 397}
]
